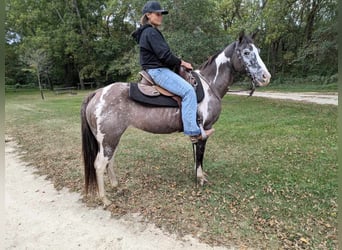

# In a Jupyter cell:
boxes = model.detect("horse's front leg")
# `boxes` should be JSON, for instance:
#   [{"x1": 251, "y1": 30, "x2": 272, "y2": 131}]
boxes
[{"x1": 194, "y1": 139, "x2": 209, "y2": 186}]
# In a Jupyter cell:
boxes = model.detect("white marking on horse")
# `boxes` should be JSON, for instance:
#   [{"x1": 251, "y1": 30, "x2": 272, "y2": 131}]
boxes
[
  {"x1": 213, "y1": 52, "x2": 230, "y2": 83},
  {"x1": 195, "y1": 164, "x2": 208, "y2": 186},
  {"x1": 195, "y1": 70, "x2": 210, "y2": 124},
  {"x1": 251, "y1": 44, "x2": 268, "y2": 74},
  {"x1": 107, "y1": 147, "x2": 119, "y2": 187},
  {"x1": 93, "y1": 85, "x2": 114, "y2": 204},
  {"x1": 243, "y1": 44, "x2": 271, "y2": 82},
  {"x1": 196, "y1": 164, "x2": 204, "y2": 178},
  {"x1": 94, "y1": 85, "x2": 111, "y2": 162}
]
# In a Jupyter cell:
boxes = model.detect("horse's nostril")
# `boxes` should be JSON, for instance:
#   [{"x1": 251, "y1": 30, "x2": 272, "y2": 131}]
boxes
[{"x1": 262, "y1": 71, "x2": 271, "y2": 80}]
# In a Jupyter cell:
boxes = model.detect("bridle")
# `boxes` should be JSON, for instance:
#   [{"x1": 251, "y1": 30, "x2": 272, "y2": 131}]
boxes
[
  {"x1": 193, "y1": 40, "x2": 261, "y2": 100},
  {"x1": 227, "y1": 42, "x2": 258, "y2": 97}
]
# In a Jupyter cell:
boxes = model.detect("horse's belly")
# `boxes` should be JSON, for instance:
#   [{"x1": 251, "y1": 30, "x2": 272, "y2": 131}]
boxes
[{"x1": 130, "y1": 106, "x2": 182, "y2": 134}]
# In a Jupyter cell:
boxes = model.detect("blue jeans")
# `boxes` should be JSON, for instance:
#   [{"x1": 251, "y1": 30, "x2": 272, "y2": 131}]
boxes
[{"x1": 147, "y1": 68, "x2": 201, "y2": 136}]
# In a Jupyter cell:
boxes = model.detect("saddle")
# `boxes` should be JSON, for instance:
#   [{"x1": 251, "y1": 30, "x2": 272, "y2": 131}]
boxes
[{"x1": 129, "y1": 66, "x2": 204, "y2": 108}]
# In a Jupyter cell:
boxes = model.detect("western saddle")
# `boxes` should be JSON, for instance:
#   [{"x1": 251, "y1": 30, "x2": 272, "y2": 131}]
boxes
[{"x1": 137, "y1": 66, "x2": 198, "y2": 104}]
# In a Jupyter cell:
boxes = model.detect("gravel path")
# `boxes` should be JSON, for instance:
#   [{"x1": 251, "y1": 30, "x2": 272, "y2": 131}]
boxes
[
  {"x1": 5, "y1": 139, "x2": 229, "y2": 250},
  {"x1": 228, "y1": 91, "x2": 338, "y2": 105}
]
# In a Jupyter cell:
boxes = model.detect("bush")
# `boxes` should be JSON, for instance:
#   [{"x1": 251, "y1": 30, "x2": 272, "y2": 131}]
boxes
[
  {"x1": 270, "y1": 74, "x2": 337, "y2": 86},
  {"x1": 5, "y1": 77, "x2": 16, "y2": 85},
  {"x1": 326, "y1": 74, "x2": 338, "y2": 84}
]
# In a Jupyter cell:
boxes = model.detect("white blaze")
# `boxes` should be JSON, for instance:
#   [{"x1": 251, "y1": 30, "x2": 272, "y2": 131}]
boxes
[{"x1": 251, "y1": 44, "x2": 271, "y2": 78}]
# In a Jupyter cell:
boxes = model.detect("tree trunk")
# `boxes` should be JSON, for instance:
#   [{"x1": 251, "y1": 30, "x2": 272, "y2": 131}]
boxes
[
  {"x1": 78, "y1": 70, "x2": 85, "y2": 90},
  {"x1": 37, "y1": 68, "x2": 45, "y2": 100},
  {"x1": 271, "y1": 40, "x2": 279, "y2": 76},
  {"x1": 46, "y1": 73, "x2": 53, "y2": 90},
  {"x1": 72, "y1": 0, "x2": 85, "y2": 36},
  {"x1": 304, "y1": 0, "x2": 320, "y2": 42}
]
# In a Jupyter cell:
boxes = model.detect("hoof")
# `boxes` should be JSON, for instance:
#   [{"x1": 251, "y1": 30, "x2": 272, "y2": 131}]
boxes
[
  {"x1": 110, "y1": 180, "x2": 119, "y2": 188},
  {"x1": 197, "y1": 172, "x2": 209, "y2": 186},
  {"x1": 197, "y1": 176, "x2": 209, "y2": 186},
  {"x1": 196, "y1": 169, "x2": 209, "y2": 186},
  {"x1": 102, "y1": 197, "x2": 111, "y2": 208}
]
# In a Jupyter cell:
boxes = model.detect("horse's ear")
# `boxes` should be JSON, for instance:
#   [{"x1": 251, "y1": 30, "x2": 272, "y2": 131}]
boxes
[
  {"x1": 251, "y1": 29, "x2": 259, "y2": 41},
  {"x1": 238, "y1": 30, "x2": 245, "y2": 43}
]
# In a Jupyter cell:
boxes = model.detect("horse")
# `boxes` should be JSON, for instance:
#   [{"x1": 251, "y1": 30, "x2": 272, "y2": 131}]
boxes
[{"x1": 81, "y1": 31, "x2": 271, "y2": 205}]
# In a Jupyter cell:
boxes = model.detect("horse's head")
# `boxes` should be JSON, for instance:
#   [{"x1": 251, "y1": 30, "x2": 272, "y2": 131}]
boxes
[{"x1": 232, "y1": 31, "x2": 271, "y2": 87}]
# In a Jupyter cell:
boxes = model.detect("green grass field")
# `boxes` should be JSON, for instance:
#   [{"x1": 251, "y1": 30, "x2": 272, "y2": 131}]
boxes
[{"x1": 5, "y1": 89, "x2": 337, "y2": 249}]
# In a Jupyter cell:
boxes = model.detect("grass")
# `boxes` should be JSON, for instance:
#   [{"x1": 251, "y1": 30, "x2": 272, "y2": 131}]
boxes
[{"x1": 5, "y1": 89, "x2": 337, "y2": 249}]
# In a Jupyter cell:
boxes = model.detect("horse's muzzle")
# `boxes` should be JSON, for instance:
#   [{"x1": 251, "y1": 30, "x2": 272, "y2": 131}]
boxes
[{"x1": 255, "y1": 70, "x2": 271, "y2": 87}]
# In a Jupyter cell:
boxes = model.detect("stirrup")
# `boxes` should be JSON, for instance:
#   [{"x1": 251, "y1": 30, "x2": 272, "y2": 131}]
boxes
[{"x1": 189, "y1": 128, "x2": 215, "y2": 143}]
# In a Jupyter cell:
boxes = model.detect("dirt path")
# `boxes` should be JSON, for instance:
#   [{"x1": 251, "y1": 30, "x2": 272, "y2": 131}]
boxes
[
  {"x1": 228, "y1": 91, "x2": 338, "y2": 105},
  {"x1": 5, "y1": 140, "x2": 229, "y2": 250}
]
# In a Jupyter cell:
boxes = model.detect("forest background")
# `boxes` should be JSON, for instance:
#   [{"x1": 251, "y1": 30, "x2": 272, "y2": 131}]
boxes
[{"x1": 5, "y1": 0, "x2": 338, "y2": 90}]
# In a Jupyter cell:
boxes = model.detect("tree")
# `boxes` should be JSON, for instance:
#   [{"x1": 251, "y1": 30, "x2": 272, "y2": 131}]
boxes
[
  {"x1": 21, "y1": 48, "x2": 51, "y2": 100},
  {"x1": 5, "y1": 0, "x2": 338, "y2": 86}
]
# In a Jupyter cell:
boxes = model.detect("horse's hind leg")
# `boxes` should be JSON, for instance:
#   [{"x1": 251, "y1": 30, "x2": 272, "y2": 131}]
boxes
[
  {"x1": 107, "y1": 149, "x2": 118, "y2": 188},
  {"x1": 94, "y1": 151, "x2": 111, "y2": 206}
]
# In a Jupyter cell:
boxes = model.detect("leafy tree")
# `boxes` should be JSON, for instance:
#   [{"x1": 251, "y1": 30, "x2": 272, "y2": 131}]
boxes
[
  {"x1": 5, "y1": 0, "x2": 338, "y2": 87},
  {"x1": 161, "y1": 0, "x2": 228, "y2": 65},
  {"x1": 21, "y1": 48, "x2": 51, "y2": 99}
]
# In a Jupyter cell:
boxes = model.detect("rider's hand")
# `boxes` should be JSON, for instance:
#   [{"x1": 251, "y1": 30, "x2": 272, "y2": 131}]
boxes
[{"x1": 181, "y1": 60, "x2": 193, "y2": 70}]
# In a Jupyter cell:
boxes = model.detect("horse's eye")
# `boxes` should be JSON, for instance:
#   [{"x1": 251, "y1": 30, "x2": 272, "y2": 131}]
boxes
[{"x1": 244, "y1": 51, "x2": 250, "y2": 56}]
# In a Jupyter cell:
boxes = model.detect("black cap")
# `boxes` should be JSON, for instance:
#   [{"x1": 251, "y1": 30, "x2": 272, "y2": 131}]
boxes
[{"x1": 142, "y1": 1, "x2": 168, "y2": 15}]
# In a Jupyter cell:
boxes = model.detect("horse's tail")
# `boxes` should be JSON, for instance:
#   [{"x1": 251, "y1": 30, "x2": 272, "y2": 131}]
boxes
[{"x1": 81, "y1": 92, "x2": 98, "y2": 195}]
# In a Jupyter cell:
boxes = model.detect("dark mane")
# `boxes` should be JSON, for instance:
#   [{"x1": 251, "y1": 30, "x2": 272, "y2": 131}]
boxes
[
  {"x1": 199, "y1": 35, "x2": 256, "y2": 71},
  {"x1": 199, "y1": 49, "x2": 224, "y2": 70}
]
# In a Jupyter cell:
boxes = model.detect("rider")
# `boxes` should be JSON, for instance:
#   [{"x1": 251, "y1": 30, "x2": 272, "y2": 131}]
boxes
[{"x1": 132, "y1": 1, "x2": 214, "y2": 142}]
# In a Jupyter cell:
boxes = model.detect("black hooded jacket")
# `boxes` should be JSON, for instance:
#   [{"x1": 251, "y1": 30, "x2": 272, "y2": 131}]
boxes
[{"x1": 132, "y1": 24, "x2": 181, "y2": 70}]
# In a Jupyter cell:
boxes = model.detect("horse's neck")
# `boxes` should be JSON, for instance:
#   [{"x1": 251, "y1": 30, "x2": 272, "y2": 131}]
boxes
[{"x1": 199, "y1": 44, "x2": 236, "y2": 98}]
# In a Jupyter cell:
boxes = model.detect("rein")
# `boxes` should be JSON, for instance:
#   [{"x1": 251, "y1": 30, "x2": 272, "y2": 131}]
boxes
[
  {"x1": 197, "y1": 64, "x2": 256, "y2": 98},
  {"x1": 196, "y1": 72, "x2": 222, "y2": 101},
  {"x1": 196, "y1": 42, "x2": 258, "y2": 98},
  {"x1": 227, "y1": 83, "x2": 256, "y2": 97}
]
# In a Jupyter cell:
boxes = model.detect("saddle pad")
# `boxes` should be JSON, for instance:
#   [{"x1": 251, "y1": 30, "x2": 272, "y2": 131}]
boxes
[{"x1": 129, "y1": 83, "x2": 179, "y2": 107}]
